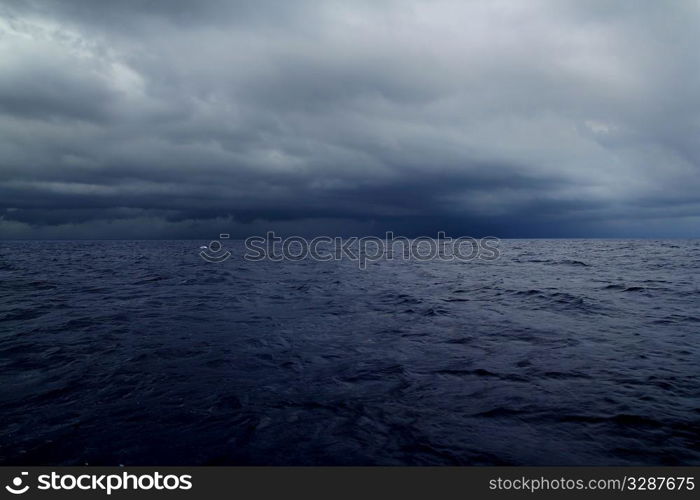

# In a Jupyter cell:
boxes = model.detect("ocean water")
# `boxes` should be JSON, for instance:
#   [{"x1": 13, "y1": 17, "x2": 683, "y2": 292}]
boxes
[{"x1": 0, "y1": 239, "x2": 698, "y2": 465}]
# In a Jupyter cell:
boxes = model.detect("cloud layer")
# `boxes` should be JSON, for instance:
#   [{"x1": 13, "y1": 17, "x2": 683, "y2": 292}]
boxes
[{"x1": 1, "y1": 0, "x2": 699, "y2": 238}]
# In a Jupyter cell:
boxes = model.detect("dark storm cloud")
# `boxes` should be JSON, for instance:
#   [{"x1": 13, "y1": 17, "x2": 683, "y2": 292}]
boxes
[{"x1": 0, "y1": 0, "x2": 699, "y2": 238}]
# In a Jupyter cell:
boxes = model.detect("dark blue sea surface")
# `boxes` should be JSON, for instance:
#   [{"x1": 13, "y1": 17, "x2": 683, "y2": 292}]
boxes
[{"x1": 0, "y1": 239, "x2": 698, "y2": 465}]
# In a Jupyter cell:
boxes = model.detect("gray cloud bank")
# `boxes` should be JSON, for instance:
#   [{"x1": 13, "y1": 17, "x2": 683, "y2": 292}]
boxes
[{"x1": 1, "y1": 0, "x2": 699, "y2": 238}]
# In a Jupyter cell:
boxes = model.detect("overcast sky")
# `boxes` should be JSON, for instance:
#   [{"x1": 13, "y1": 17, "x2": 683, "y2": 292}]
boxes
[{"x1": 1, "y1": 0, "x2": 699, "y2": 238}]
